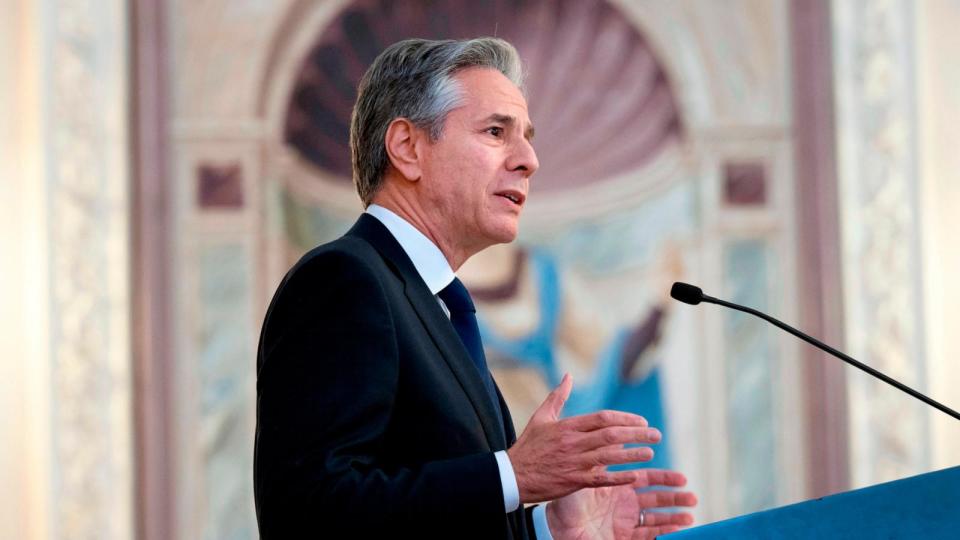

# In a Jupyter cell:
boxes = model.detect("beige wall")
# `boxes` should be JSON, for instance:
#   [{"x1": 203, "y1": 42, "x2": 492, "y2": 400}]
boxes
[
  {"x1": 917, "y1": 0, "x2": 960, "y2": 470},
  {"x1": 0, "y1": 0, "x2": 133, "y2": 538},
  {"x1": 0, "y1": 1, "x2": 51, "y2": 538}
]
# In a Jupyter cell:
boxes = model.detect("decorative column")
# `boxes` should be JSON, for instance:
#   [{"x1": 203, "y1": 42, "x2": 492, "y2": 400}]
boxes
[
  {"x1": 832, "y1": 0, "x2": 929, "y2": 486},
  {"x1": 43, "y1": 0, "x2": 134, "y2": 538}
]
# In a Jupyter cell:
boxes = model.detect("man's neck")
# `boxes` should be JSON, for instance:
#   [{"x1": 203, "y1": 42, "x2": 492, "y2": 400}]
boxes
[
  {"x1": 365, "y1": 204, "x2": 455, "y2": 294},
  {"x1": 371, "y1": 192, "x2": 479, "y2": 271}
]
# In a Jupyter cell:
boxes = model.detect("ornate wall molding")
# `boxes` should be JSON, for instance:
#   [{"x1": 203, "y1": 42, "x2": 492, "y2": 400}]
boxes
[
  {"x1": 44, "y1": 0, "x2": 133, "y2": 538},
  {"x1": 833, "y1": 0, "x2": 929, "y2": 486},
  {"x1": 791, "y1": 0, "x2": 850, "y2": 500}
]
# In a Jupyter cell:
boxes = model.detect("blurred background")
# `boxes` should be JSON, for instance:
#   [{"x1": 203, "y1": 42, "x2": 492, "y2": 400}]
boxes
[{"x1": 2, "y1": 0, "x2": 959, "y2": 538}]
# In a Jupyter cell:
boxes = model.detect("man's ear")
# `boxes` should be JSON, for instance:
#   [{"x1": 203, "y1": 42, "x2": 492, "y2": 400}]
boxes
[{"x1": 384, "y1": 118, "x2": 424, "y2": 182}]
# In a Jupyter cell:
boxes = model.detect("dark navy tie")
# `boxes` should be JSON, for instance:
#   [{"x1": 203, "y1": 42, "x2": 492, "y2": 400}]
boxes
[{"x1": 438, "y1": 278, "x2": 503, "y2": 422}]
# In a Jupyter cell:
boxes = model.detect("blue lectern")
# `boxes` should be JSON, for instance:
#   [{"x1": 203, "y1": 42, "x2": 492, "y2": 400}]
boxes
[{"x1": 662, "y1": 466, "x2": 960, "y2": 539}]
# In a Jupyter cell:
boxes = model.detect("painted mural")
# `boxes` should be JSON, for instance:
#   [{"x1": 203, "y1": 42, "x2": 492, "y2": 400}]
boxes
[
  {"x1": 170, "y1": 0, "x2": 800, "y2": 535},
  {"x1": 279, "y1": 0, "x2": 693, "y2": 472}
]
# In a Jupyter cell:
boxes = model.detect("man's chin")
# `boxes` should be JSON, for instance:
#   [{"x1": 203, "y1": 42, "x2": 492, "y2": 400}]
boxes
[
  {"x1": 489, "y1": 223, "x2": 520, "y2": 244},
  {"x1": 472, "y1": 217, "x2": 521, "y2": 251}
]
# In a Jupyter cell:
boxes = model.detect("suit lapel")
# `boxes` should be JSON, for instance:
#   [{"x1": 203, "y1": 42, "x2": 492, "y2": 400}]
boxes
[{"x1": 347, "y1": 214, "x2": 507, "y2": 449}]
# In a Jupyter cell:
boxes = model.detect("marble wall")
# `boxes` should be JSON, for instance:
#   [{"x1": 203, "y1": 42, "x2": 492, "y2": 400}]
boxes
[
  {"x1": 1, "y1": 0, "x2": 134, "y2": 539},
  {"x1": 6, "y1": 1, "x2": 957, "y2": 539},
  {"x1": 833, "y1": 0, "x2": 930, "y2": 487}
]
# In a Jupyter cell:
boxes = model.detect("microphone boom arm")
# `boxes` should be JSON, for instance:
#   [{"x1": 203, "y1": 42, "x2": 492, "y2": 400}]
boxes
[{"x1": 701, "y1": 293, "x2": 960, "y2": 422}]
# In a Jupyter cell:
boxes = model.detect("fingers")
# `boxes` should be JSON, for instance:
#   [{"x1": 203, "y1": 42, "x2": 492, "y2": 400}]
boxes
[
  {"x1": 573, "y1": 426, "x2": 661, "y2": 451},
  {"x1": 578, "y1": 469, "x2": 640, "y2": 488},
  {"x1": 632, "y1": 469, "x2": 688, "y2": 488},
  {"x1": 631, "y1": 512, "x2": 696, "y2": 540},
  {"x1": 564, "y1": 409, "x2": 648, "y2": 431},
  {"x1": 532, "y1": 373, "x2": 573, "y2": 422},
  {"x1": 638, "y1": 511, "x2": 695, "y2": 527},
  {"x1": 636, "y1": 490, "x2": 698, "y2": 509},
  {"x1": 513, "y1": 385, "x2": 674, "y2": 504},
  {"x1": 583, "y1": 445, "x2": 654, "y2": 467}
]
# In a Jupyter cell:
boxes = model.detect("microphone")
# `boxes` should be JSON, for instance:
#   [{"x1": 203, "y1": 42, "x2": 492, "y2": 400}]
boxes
[
  {"x1": 670, "y1": 282, "x2": 706, "y2": 305},
  {"x1": 670, "y1": 282, "x2": 960, "y2": 422}
]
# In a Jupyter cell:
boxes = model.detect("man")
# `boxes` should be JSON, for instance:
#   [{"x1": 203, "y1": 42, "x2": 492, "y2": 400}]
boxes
[{"x1": 254, "y1": 37, "x2": 696, "y2": 539}]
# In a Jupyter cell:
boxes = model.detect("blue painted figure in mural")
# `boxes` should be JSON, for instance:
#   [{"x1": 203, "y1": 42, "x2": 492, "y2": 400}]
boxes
[{"x1": 461, "y1": 243, "x2": 680, "y2": 471}]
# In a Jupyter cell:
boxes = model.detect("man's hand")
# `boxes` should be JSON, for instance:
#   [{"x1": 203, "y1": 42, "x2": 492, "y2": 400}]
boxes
[
  {"x1": 507, "y1": 374, "x2": 662, "y2": 503},
  {"x1": 545, "y1": 469, "x2": 698, "y2": 540}
]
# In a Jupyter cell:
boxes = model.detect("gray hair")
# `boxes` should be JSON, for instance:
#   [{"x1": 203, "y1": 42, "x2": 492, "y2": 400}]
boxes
[{"x1": 350, "y1": 37, "x2": 525, "y2": 207}]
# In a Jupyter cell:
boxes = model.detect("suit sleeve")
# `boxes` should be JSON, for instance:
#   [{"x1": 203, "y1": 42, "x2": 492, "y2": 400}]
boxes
[{"x1": 254, "y1": 248, "x2": 506, "y2": 537}]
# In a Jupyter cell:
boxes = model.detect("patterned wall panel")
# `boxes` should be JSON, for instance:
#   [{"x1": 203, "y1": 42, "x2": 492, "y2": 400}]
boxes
[
  {"x1": 172, "y1": 137, "x2": 262, "y2": 539},
  {"x1": 42, "y1": 0, "x2": 133, "y2": 538},
  {"x1": 723, "y1": 240, "x2": 778, "y2": 515},
  {"x1": 833, "y1": 0, "x2": 929, "y2": 486},
  {"x1": 196, "y1": 244, "x2": 257, "y2": 540}
]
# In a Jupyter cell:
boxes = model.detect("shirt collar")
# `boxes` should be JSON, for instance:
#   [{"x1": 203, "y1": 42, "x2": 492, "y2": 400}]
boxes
[{"x1": 365, "y1": 204, "x2": 455, "y2": 295}]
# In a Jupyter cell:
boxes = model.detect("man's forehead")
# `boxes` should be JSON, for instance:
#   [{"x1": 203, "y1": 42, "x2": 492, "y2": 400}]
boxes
[{"x1": 454, "y1": 68, "x2": 533, "y2": 128}]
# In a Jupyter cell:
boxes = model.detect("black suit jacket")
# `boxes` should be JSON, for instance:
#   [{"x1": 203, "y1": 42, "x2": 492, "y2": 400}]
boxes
[{"x1": 254, "y1": 214, "x2": 535, "y2": 539}]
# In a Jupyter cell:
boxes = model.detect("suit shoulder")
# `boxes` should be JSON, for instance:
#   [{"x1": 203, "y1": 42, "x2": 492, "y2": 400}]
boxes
[
  {"x1": 286, "y1": 235, "x2": 385, "y2": 284},
  {"x1": 259, "y1": 234, "x2": 392, "y2": 351}
]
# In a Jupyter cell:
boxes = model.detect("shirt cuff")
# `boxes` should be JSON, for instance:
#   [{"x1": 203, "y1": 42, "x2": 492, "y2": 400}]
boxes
[
  {"x1": 493, "y1": 450, "x2": 520, "y2": 513},
  {"x1": 533, "y1": 504, "x2": 554, "y2": 540}
]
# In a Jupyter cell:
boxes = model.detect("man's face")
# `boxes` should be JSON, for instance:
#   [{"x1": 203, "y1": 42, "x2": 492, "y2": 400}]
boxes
[{"x1": 418, "y1": 67, "x2": 539, "y2": 254}]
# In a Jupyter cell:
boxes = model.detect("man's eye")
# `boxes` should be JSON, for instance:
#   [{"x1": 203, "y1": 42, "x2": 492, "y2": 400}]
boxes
[{"x1": 486, "y1": 126, "x2": 504, "y2": 137}]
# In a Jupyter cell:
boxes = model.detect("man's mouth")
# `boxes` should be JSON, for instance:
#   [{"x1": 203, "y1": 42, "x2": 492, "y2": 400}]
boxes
[{"x1": 496, "y1": 190, "x2": 526, "y2": 206}]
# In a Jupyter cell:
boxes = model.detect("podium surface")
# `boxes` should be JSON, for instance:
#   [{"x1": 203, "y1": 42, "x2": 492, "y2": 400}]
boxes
[{"x1": 664, "y1": 466, "x2": 960, "y2": 539}]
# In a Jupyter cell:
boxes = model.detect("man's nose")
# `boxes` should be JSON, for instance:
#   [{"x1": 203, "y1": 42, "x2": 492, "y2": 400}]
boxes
[{"x1": 508, "y1": 138, "x2": 539, "y2": 177}]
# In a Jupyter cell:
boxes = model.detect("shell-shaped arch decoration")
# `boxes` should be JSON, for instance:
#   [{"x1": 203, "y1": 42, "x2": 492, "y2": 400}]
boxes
[{"x1": 282, "y1": 0, "x2": 685, "y2": 200}]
